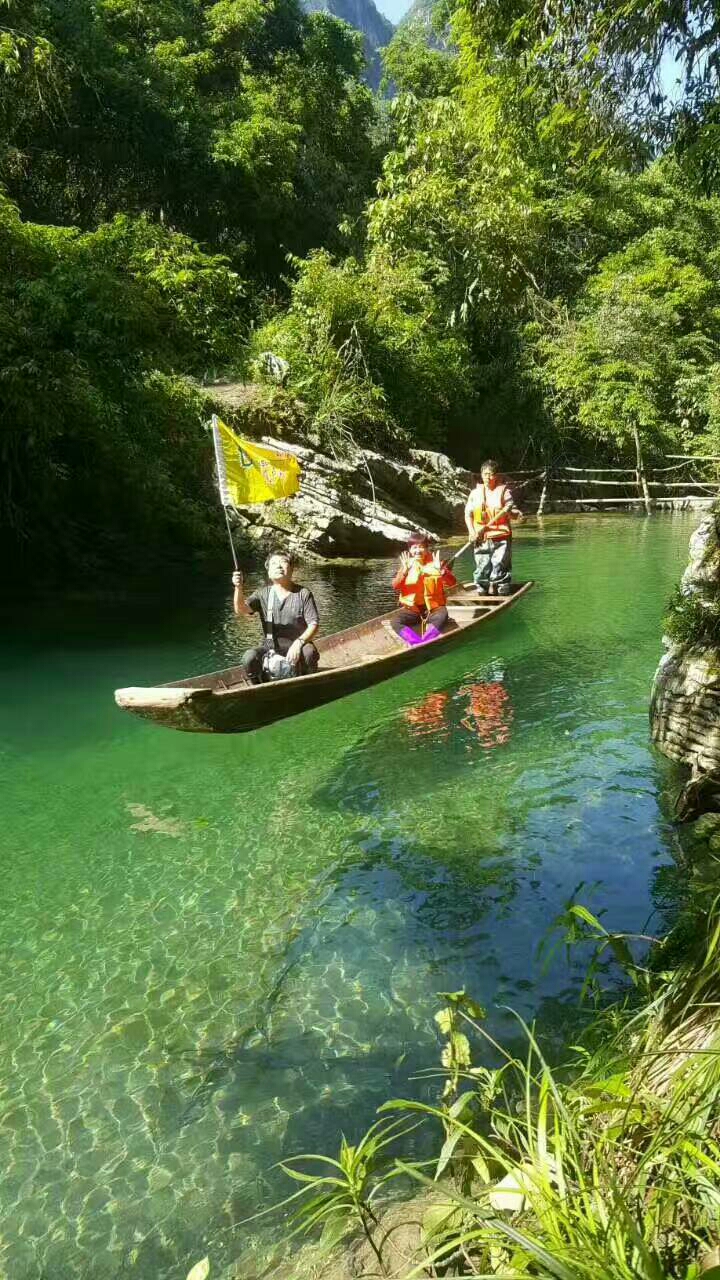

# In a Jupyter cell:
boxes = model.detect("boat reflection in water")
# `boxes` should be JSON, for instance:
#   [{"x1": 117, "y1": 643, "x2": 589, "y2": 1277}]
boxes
[{"x1": 402, "y1": 666, "x2": 514, "y2": 751}]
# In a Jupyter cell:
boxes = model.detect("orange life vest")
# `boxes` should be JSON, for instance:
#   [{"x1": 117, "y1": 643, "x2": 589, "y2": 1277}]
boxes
[
  {"x1": 470, "y1": 482, "x2": 512, "y2": 541},
  {"x1": 397, "y1": 557, "x2": 456, "y2": 611}
]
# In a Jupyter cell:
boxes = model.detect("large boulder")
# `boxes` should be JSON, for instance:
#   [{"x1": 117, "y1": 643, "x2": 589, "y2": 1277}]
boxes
[
  {"x1": 650, "y1": 512, "x2": 720, "y2": 795},
  {"x1": 230, "y1": 437, "x2": 471, "y2": 558},
  {"x1": 650, "y1": 642, "x2": 720, "y2": 776},
  {"x1": 681, "y1": 513, "x2": 720, "y2": 602}
]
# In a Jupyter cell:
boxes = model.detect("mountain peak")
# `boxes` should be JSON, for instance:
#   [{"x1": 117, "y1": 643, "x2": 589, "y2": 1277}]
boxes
[{"x1": 303, "y1": 0, "x2": 395, "y2": 89}]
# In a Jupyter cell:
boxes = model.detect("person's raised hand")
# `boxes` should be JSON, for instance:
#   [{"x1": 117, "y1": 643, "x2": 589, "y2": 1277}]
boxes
[
  {"x1": 232, "y1": 570, "x2": 243, "y2": 588},
  {"x1": 400, "y1": 551, "x2": 410, "y2": 571}
]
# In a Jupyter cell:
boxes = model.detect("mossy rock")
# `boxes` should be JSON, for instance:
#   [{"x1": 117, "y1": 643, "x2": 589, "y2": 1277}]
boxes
[{"x1": 685, "y1": 813, "x2": 720, "y2": 847}]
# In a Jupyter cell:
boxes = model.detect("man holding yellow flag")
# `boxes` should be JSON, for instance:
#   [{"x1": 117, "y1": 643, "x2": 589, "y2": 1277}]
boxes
[
  {"x1": 232, "y1": 552, "x2": 319, "y2": 684},
  {"x1": 211, "y1": 416, "x2": 320, "y2": 684}
]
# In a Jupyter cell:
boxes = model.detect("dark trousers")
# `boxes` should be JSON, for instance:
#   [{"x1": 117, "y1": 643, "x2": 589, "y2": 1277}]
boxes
[
  {"x1": 241, "y1": 641, "x2": 319, "y2": 686},
  {"x1": 390, "y1": 606, "x2": 448, "y2": 637},
  {"x1": 473, "y1": 538, "x2": 512, "y2": 593}
]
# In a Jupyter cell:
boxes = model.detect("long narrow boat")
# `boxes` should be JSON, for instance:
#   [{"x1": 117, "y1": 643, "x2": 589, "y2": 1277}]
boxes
[{"x1": 114, "y1": 580, "x2": 533, "y2": 733}]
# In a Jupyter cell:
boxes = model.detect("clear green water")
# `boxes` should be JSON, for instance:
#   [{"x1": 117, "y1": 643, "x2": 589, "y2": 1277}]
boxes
[{"x1": 0, "y1": 515, "x2": 693, "y2": 1279}]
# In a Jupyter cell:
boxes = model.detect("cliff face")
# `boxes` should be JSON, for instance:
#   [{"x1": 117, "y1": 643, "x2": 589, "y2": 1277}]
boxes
[
  {"x1": 303, "y1": 0, "x2": 394, "y2": 88},
  {"x1": 205, "y1": 381, "x2": 472, "y2": 558},
  {"x1": 650, "y1": 514, "x2": 720, "y2": 780},
  {"x1": 397, "y1": 0, "x2": 449, "y2": 49},
  {"x1": 231, "y1": 437, "x2": 471, "y2": 558}
]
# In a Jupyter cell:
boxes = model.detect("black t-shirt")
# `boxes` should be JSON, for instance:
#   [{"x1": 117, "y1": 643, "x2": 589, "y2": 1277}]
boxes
[{"x1": 247, "y1": 584, "x2": 319, "y2": 656}]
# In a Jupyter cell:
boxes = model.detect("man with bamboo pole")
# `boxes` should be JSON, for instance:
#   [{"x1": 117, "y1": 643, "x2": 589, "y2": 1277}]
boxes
[{"x1": 465, "y1": 460, "x2": 520, "y2": 596}]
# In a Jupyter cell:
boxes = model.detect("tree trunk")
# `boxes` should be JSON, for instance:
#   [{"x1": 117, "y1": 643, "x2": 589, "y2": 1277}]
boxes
[{"x1": 633, "y1": 425, "x2": 652, "y2": 514}]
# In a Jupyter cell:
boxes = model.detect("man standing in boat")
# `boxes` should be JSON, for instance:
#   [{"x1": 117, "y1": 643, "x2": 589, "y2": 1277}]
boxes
[
  {"x1": 465, "y1": 460, "x2": 520, "y2": 596},
  {"x1": 232, "y1": 550, "x2": 320, "y2": 684}
]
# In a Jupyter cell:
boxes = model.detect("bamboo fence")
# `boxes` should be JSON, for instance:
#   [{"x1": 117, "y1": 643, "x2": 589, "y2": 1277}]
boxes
[{"x1": 504, "y1": 453, "x2": 720, "y2": 515}]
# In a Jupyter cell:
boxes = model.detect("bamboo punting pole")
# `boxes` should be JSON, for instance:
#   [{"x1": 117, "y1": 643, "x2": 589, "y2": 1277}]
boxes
[{"x1": 536, "y1": 468, "x2": 548, "y2": 516}]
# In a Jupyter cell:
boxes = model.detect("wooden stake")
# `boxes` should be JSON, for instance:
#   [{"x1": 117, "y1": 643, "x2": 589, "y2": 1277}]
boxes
[{"x1": 633, "y1": 424, "x2": 652, "y2": 515}]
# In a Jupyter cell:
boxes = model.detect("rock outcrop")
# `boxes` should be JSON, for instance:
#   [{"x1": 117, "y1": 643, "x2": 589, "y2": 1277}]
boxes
[
  {"x1": 650, "y1": 513, "x2": 720, "y2": 780},
  {"x1": 230, "y1": 437, "x2": 472, "y2": 559},
  {"x1": 302, "y1": 0, "x2": 394, "y2": 90}
]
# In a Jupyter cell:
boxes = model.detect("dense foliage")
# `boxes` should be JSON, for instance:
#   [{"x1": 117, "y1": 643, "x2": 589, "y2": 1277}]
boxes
[
  {"x1": 3, "y1": 0, "x2": 720, "y2": 579},
  {"x1": 0, "y1": 0, "x2": 380, "y2": 580},
  {"x1": 253, "y1": 3, "x2": 720, "y2": 466},
  {"x1": 0, "y1": 0, "x2": 378, "y2": 275},
  {"x1": 543, "y1": 169, "x2": 720, "y2": 453},
  {"x1": 0, "y1": 198, "x2": 246, "y2": 575}
]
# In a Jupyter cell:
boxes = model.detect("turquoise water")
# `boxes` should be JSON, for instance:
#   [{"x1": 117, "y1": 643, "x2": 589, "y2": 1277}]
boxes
[{"x1": 0, "y1": 515, "x2": 692, "y2": 1279}]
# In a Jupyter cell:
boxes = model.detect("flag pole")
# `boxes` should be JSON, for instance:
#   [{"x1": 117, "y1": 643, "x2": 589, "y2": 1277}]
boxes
[
  {"x1": 222, "y1": 504, "x2": 239, "y2": 572},
  {"x1": 211, "y1": 415, "x2": 239, "y2": 571}
]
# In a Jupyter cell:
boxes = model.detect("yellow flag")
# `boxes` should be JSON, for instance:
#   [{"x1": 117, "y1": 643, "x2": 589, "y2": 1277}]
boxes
[{"x1": 211, "y1": 416, "x2": 301, "y2": 506}]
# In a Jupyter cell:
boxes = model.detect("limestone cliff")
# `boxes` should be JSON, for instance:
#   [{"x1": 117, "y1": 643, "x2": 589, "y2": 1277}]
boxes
[
  {"x1": 230, "y1": 436, "x2": 471, "y2": 558},
  {"x1": 203, "y1": 382, "x2": 472, "y2": 558},
  {"x1": 303, "y1": 0, "x2": 394, "y2": 89},
  {"x1": 650, "y1": 513, "x2": 720, "y2": 780}
]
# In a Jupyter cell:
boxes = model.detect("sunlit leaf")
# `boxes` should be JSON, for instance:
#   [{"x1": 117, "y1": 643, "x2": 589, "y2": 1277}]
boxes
[{"x1": 186, "y1": 1259, "x2": 209, "y2": 1280}]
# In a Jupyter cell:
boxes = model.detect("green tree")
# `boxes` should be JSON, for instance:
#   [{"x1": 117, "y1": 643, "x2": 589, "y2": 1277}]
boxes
[
  {"x1": 543, "y1": 165, "x2": 720, "y2": 458},
  {"x1": 0, "y1": 196, "x2": 246, "y2": 577},
  {"x1": 254, "y1": 0, "x2": 653, "y2": 461},
  {"x1": 0, "y1": 0, "x2": 379, "y2": 279}
]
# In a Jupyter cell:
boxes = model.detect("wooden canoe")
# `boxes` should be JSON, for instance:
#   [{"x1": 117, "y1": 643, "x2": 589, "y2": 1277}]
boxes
[{"x1": 114, "y1": 580, "x2": 533, "y2": 734}]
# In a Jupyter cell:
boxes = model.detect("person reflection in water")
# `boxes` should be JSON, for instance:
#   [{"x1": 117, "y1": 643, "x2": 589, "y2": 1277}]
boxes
[
  {"x1": 402, "y1": 677, "x2": 514, "y2": 750},
  {"x1": 403, "y1": 691, "x2": 451, "y2": 742},
  {"x1": 232, "y1": 550, "x2": 320, "y2": 685},
  {"x1": 458, "y1": 678, "x2": 513, "y2": 749}
]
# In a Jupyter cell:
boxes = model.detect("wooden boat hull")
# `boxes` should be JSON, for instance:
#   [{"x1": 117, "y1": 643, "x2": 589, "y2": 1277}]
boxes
[{"x1": 115, "y1": 581, "x2": 533, "y2": 734}]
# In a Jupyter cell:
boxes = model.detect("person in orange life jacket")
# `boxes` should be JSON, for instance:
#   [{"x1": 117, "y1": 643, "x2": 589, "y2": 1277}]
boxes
[
  {"x1": 390, "y1": 532, "x2": 457, "y2": 647},
  {"x1": 464, "y1": 459, "x2": 521, "y2": 597}
]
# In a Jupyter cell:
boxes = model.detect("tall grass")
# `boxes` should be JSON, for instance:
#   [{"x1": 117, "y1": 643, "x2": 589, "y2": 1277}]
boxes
[{"x1": 265, "y1": 877, "x2": 720, "y2": 1278}]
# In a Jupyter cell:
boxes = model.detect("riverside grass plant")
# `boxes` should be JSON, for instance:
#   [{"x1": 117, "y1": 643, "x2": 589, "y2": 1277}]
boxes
[
  {"x1": 664, "y1": 586, "x2": 720, "y2": 651},
  {"x1": 266, "y1": 887, "x2": 720, "y2": 1279},
  {"x1": 244, "y1": 1116, "x2": 421, "y2": 1275}
]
